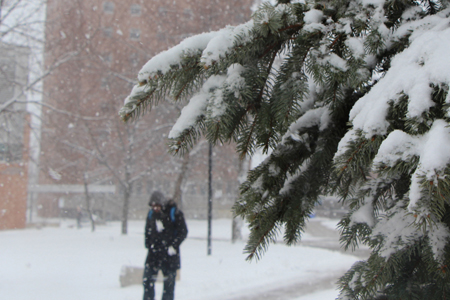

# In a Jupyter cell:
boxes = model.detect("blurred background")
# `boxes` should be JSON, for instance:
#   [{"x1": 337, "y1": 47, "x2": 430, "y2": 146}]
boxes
[
  {"x1": 0, "y1": 0, "x2": 346, "y2": 233},
  {"x1": 1, "y1": 0, "x2": 252, "y2": 232}
]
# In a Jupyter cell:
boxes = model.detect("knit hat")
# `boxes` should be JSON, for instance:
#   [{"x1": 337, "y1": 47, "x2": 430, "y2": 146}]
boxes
[{"x1": 149, "y1": 191, "x2": 165, "y2": 207}]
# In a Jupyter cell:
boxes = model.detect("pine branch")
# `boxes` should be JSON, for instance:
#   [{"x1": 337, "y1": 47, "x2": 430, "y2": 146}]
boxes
[
  {"x1": 245, "y1": 222, "x2": 277, "y2": 260},
  {"x1": 238, "y1": 115, "x2": 258, "y2": 159}
]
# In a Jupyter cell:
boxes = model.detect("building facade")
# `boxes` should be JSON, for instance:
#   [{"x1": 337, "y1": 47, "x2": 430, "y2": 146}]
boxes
[
  {"x1": 36, "y1": 0, "x2": 254, "y2": 221},
  {"x1": 0, "y1": 42, "x2": 30, "y2": 230}
]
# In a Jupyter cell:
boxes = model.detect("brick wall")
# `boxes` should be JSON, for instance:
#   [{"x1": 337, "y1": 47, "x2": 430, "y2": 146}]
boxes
[
  {"x1": 0, "y1": 163, "x2": 28, "y2": 229},
  {"x1": 0, "y1": 113, "x2": 30, "y2": 230}
]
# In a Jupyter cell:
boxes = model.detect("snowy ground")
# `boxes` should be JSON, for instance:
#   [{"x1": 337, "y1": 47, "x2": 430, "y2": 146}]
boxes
[{"x1": 0, "y1": 218, "x2": 360, "y2": 300}]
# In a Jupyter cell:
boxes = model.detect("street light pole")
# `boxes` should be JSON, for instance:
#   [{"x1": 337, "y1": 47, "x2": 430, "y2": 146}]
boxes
[
  {"x1": 0, "y1": 0, "x2": 3, "y2": 24},
  {"x1": 207, "y1": 143, "x2": 213, "y2": 255}
]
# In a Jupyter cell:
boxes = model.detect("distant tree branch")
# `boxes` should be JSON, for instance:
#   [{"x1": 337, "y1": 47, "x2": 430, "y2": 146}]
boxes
[
  {"x1": 22, "y1": 100, "x2": 108, "y2": 120},
  {"x1": 111, "y1": 72, "x2": 136, "y2": 84},
  {"x1": 0, "y1": 50, "x2": 79, "y2": 113}
]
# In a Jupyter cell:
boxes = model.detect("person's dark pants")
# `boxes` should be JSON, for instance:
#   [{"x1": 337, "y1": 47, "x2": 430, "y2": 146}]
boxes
[{"x1": 143, "y1": 263, "x2": 177, "y2": 300}]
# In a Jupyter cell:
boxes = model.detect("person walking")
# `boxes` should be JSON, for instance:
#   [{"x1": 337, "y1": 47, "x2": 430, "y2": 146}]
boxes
[{"x1": 143, "y1": 191, "x2": 188, "y2": 300}]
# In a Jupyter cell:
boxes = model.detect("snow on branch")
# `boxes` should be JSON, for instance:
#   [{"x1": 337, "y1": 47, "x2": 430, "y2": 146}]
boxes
[
  {"x1": 374, "y1": 121, "x2": 450, "y2": 182},
  {"x1": 119, "y1": 21, "x2": 254, "y2": 122},
  {"x1": 137, "y1": 21, "x2": 253, "y2": 81},
  {"x1": 281, "y1": 106, "x2": 331, "y2": 144},
  {"x1": 343, "y1": 16, "x2": 450, "y2": 139},
  {"x1": 168, "y1": 75, "x2": 227, "y2": 140}
]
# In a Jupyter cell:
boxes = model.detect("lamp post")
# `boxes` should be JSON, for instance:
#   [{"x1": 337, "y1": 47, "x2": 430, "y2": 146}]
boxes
[
  {"x1": 0, "y1": 0, "x2": 3, "y2": 24},
  {"x1": 207, "y1": 143, "x2": 213, "y2": 255}
]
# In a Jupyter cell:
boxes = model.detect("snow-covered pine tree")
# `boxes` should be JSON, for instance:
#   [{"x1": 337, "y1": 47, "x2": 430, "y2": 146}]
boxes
[{"x1": 119, "y1": 0, "x2": 450, "y2": 298}]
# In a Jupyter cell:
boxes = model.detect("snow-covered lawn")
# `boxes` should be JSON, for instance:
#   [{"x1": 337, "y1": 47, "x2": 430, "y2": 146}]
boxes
[{"x1": 0, "y1": 218, "x2": 358, "y2": 300}]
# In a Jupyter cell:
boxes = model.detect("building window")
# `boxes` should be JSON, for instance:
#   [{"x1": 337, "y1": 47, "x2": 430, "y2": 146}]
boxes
[
  {"x1": 129, "y1": 28, "x2": 140, "y2": 40},
  {"x1": 103, "y1": 27, "x2": 113, "y2": 38},
  {"x1": 0, "y1": 60, "x2": 15, "y2": 104},
  {"x1": 130, "y1": 4, "x2": 141, "y2": 16},
  {"x1": 0, "y1": 143, "x2": 22, "y2": 162},
  {"x1": 103, "y1": 2, "x2": 114, "y2": 14}
]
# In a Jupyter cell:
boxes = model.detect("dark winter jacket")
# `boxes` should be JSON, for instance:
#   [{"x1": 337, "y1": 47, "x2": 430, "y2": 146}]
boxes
[{"x1": 144, "y1": 202, "x2": 188, "y2": 271}]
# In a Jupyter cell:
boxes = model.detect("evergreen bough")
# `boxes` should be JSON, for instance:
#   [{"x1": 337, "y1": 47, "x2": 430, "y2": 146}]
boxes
[{"x1": 119, "y1": 0, "x2": 450, "y2": 298}]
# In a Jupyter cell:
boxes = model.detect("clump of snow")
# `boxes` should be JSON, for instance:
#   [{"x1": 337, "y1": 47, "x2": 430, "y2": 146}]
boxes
[
  {"x1": 251, "y1": 175, "x2": 265, "y2": 193},
  {"x1": 282, "y1": 106, "x2": 331, "y2": 144},
  {"x1": 400, "y1": 6, "x2": 423, "y2": 22},
  {"x1": 303, "y1": 9, "x2": 324, "y2": 24},
  {"x1": 137, "y1": 31, "x2": 218, "y2": 82},
  {"x1": 279, "y1": 169, "x2": 301, "y2": 195},
  {"x1": 302, "y1": 8, "x2": 326, "y2": 32},
  {"x1": 268, "y1": 163, "x2": 281, "y2": 176},
  {"x1": 371, "y1": 205, "x2": 421, "y2": 258},
  {"x1": 168, "y1": 75, "x2": 226, "y2": 139},
  {"x1": 348, "y1": 270, "x2": 362, "y2": 291},
  {"x1": 349, "y1": 202, "x2": 375, "y2": 227},
  {"x1": 408, "y1": 121, "x2": 450, "y2": 210},
  {"x1": 200, "y1": 21, "x2": 254, "y2": 67},
  {"x1": 345, "y1": 37, "x2": 365, "y2": 59},
  {"x1": 372, "y1": 130, "x2": 416, "y2": 167},
  {"x1": 338, "y1": 18, "x2": 353, "y2": 34},
  {"x1": 303, "y1": 22, "x2": 326, "y2": 33},
  {"x1": 412, "y1": 120, "x2": 450, "y2": 177},
  {"x1": 121, "y1": 84, "x2": 156, "y2": 115},
  {"x1": 322, "y1": 53, "x2": 348, "y2": 72},
  {"x1": 225, "y1": 63, "x2": 246, "y2": 98},
  {"x1": 208, "y1": 64, "x2": 247, "y2": 118},
  {"x1": 372, "y1": 121, "x2": 450, "y2": 211},
  {"x1": 334, "y1": 132, "x2": 359, "y2": 160},
  {"x1": 372, "y1": 202, "x2": 450, "y2": 263},
  {"x1": 428, "y1": 223, "x2": 450, "y2": 264}
]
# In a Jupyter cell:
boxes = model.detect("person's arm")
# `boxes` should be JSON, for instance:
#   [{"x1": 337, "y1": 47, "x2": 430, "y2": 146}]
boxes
[
  {"x1": 144, "y1": 211, "x2": 152, "y2": 249},
  {"x1": 172, "y1": 211, "x2": 188, "y2": 249}
]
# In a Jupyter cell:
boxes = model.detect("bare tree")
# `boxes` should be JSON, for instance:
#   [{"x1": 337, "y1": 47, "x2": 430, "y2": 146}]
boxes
[
  {"x1": 0, "y1": 0, "x2": 47, "y2": 154},
  {"x1": 84, "y1": 116, "x2": 178, "y2": 234}
]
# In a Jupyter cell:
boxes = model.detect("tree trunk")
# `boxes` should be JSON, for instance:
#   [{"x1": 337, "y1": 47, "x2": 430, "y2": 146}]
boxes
[
  {"x1": 172, "y1": 152, "x2": 190, "y2": 210},
  {"x1": 232, "y1": 216, "x2": 243, "y2": 243},
  {"x1": 83, "y1": 173, "x2": 96, "y2": 232},
  {"x1": 121, "y1": 188, "x2": 130, "y2": 235}
]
